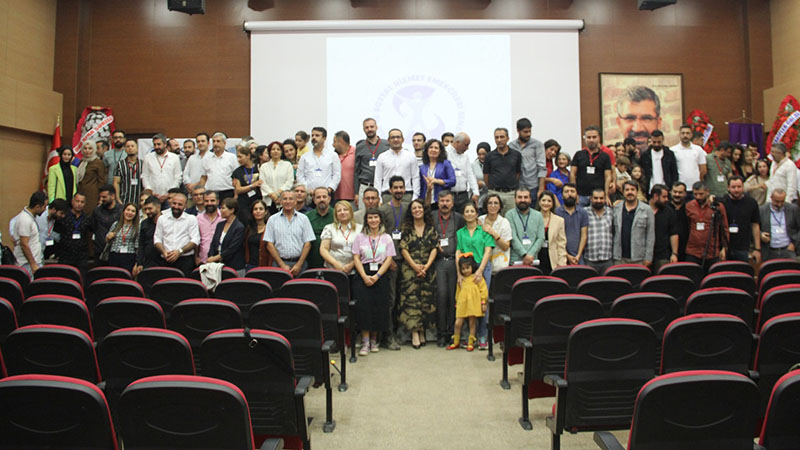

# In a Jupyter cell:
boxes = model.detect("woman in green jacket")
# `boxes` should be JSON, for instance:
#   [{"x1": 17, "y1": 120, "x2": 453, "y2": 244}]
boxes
[{"x1": 48, "y1": 146, "x2": 78, "y2": 203}]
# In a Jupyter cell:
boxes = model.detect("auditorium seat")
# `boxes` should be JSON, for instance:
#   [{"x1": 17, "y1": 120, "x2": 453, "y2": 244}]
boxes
[
  {"x1": 250, "y1": 298, "x2": 337, "y2": 429},
  {"x1": 517, "y1": 294, "x2": 603, "y2": 429},
  {"x1": 118, "y1": 375, "x2": 284, "y2": 450},
  {"x1": 190, "y1": 266, "x2": 237, "y2": 283},
  {"x1": 246, "y1": 266, "x2": 292, "y2": 289},
  {"x1": 3, "y1": 325, "x2": 100, "y2": 382},
  {"x1": 93, "y1": 297, "x2": 166, "y2": 340},
  {"x1": 169, "y1": 299, "x2": 242, "y2": 373},
  {"x1": 685, "y1": 287, "x2": 755, "y2": 329},
  {"x1": 757, "y1": 284, "x2": 800, "y2": 332},
  {"x1": 604, "y1": 264, "x2": 650, "y2": 288},
  {"x1": 26, "y1": 276, "x2": 84, "y2": 300},
  {"x1": 700, "y1": 271, "x2": 756, "y2": 298},
  {"x1": 757, "y1": 258, "x2": 800, "y2": 288},
  {"x1": 85, "y1": 266, "x2": 132, "y2": 286},
  {"x1": 550, "y1": 265, "x2": 596, "y2": 291},
  {"x1": 758, "y1": 369, "x2": 800, "y2": 450},
  {"x1": 215, "y1": 278, "x2": 272, "y2": 318},
  {"x1": 200, "y1": 329, "x2": 311, "y2": 449},
  {"x1": 576, "y1": 276, "x2": 632, "y2": 312},
  {"x1": 300, "y1": 268, "x2": 356, "y2": 363},
  {"x1": 610, "y1": 292, "x2": 680, "y2": 370},
  {"x1": 639, "y1": 275, "x2": 695, "y2": 311},
  {"x1": 86, "y1": 278, "x2": 144, "y2": 312},
  {"x1": 0, "y1": 265, "x2": 30, "y2": 292},
  {"x1": 708, "y1": 259, "x2": 755, "y2": 277},
  {"x1": 0, "y1": 374, "x2": 118, "y2": 449},
  {"x1": 660, "y1": 314, "x2": 753, "y2": 376},
  {"x1": 487, "y1": 265, "x2": 541, "y2": 361},
  {"x1": 0, "y1": 348, "x2": 5, "y2": 378},
  {"x1": 34, "y1": 263, "x2": 82, "y2": 285},
  {"x1": 545, "y1": 318, "x2": 656, "y2": 450},
  {"x1": 0, "y1": 277, "x2": 23, "y2": 313},
  {"x1": 500, "y1": 276, "x2": 569, "y2": 390},
  {"x1": 593, "y1": 370, "x2": 759, "y2": 450},
  {"x1": 656, "y1": 261, "x2": 703, "y2": 287},
  {"x1": 150, "y1": 277, "x2": 208, "y2": 315},
  {"x1": 136, "y1": 266, "x2": 184, "y2": 296},
  {"x1": 0, "y1": 297, "x2": 17, "y2": 344},
  {"x1": 20, "y1": 294, "x2": 93, "y2": 339},
  {"x1": 758, "y1": 269, "x2": 800, "y2": 302},
  {"x1": 753, "y1": 312, "x2": 800, "y2": 416}
]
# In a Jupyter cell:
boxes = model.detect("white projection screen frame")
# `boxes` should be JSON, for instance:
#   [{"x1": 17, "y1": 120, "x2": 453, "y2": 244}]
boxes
[{"x1": 247, "y1": 20, "x2": 584, "y2": 155}]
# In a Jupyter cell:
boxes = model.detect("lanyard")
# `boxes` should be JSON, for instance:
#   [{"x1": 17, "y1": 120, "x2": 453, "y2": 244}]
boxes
[
  {"x1": 244, "y1": 166, "x2": 254, "y2": 184},
  {"x1": 520, "y1": 211, "x2": 531, "y2": 235},
  {"x1": 771, "y1": 209, "x2": 785, "y2": 227},
  {"x1": 47, "y1": 219, "x2": 55, "y2": 236},
  {"x1": 392, "y1": 204, "x2": 402, "y2": 231},
  {"x1": 157, "y1": 154, "x2": 168, "y2": 172},
  {"x1": 713, "y1": 155, "x2": 723, "y2": 174},
  {"x1": 340, "y1": 225, "x2": 352, "y2": 242},
  {"x1": 121, "y1": 223, "x2": 132, "y2": 244},
  {"x1": 73, "y1": 214, "x2": 83, "y2": 233},
  {"x1": 369, "y1": 235, "x2": 380, "y2": 259},
  {"x1": 128, "y1": 160, "x2": 138, "y2": 178},
  {"x1": 588, "y1": 150, "x2": 600, "y2": 166},
  {"x1": 367, "y1": 139, "x2": 381, "y2": 159},
  {"x1": 438, "y1": 212, "x2": 451, "y2": 237}
]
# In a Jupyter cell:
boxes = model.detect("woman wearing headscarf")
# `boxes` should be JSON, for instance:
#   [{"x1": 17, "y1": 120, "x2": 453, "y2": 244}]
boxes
[
  {"x1": 47, "y1": 146, "x2": 78, "y2": 203},
  {"x1": 77, "y1": 140, "x2": 107, "y2": 214}
]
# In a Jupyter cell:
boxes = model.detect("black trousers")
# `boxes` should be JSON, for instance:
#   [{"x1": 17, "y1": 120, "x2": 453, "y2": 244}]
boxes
[{"x1": 158, "y1": 255, "x2": 196, "y2": 277}]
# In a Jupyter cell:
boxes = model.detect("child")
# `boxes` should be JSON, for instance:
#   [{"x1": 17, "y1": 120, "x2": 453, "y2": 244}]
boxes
[{"x1": 448, "y1": 253, "x2": 488, "y2": 352}]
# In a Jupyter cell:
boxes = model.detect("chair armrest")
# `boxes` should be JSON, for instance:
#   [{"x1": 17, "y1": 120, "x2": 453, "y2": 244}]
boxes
[
  {"x1": 593, "y1": 431, "x2": 625, "y2": 450},
  {"x1": 259, "y1": 438, "x2": 284, "y2": 450},
  {"x1": 515, "y1": 337, "x2": 532, "y2": 348},
  {"x1": 543, "y1": 374, "x2": 567, "y2": 388},
  {"x1": 499, "y1": 314, "x2": 511, "y2": 324},
  {"x1": 96, "y1": 381, "x2": 106, "y2": 391},
  {"x1": 322, "y1": 340, "x2": 335, "y2": 353},
  {"x1": 295, "y1": 375, "x2": 313, "y2": 397},
  {"x1": 338, "y1": 315, "x2": 348, "y2": 325}
]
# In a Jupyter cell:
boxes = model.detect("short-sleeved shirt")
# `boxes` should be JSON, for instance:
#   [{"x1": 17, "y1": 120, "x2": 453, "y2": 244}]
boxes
[
  {"x1": 653, "y1": 206, "x2": 678, "y2": 260},
  {"x1": 483, "y1": 149, "x2": 522, "y2": 190},
  {"x1": 232, "y1": 165, "x2": 262, "y2": 210},
  {"x1": 202, "y1": 151, "x2": 238, "y2": 191},
  {"x1": 555, "y1": 206, "x2": 589, "y2": 257},
  {"x1": 570, "y1": 149, "x2": 612, "y2": 196},
  {"x1": 479, "y1": 214, "x2": 513, "y2": 272},
  {"x1": 722, "y1": 195, "x2": 760, "y2": 251},
  {"x1": 671, "y1": 143, "x2": 707, "y2": 191},
  {"x1": 704, "y1": 153, "x2": 731, "y2": 198},
  {"x1": 263, "y1": 210, "x2": 316, "y2": 260},
  {"x1": 456, "y1": 226, "x2": 496, "y2": 263},
  {"x1": 321, "y1": 222, "x2": 362, "y2": 271},
  {"x1": 12, "y1": 208, "x2": 42, "y2": 266},
  {"x1": 304, "y1": 208, "x2": 334, "y2": 268},
  {"x1": 352, "y1": 232, "x2": 396, "y2": 265}
]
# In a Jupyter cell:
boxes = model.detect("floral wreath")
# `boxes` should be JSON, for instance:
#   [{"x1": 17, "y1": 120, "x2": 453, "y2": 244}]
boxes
[
  {"x1": 685, "y1": 109, "x2": 719, "y2": 153},
  {"x1": 766, "y1": 95, "x2": 800, "y2": 161}
]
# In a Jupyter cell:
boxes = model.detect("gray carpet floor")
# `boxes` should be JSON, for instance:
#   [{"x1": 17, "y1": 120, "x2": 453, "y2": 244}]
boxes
[{"x1": 302, "y1": 344, "x2": 629, "y2": 449}]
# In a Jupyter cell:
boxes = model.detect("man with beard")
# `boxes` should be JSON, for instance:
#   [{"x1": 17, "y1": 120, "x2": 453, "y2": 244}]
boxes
[
  {"x1": 200, "y1": 132, "x2": 238, "y2": 202},
  {"x1": 196, "y1": 190, "x2": 223, "y2": 265},
  {"x1": 430, "y1": 190, "x2": 465, "y2": 347},
  {"x1": 412, "y1": 132, "x2": 426, "y2": 165},
  {"x1": 766, "y1": 143, "x2": 797, "y2": 203},
  {"x1": 555, "y1": 183, "x2": 588, "y2": 265},
  {"x1": 623, "y1": 137, "x2": 640, "y2": 166},
  {"x1": 378, "y1": 176, "x2": 411, "y2": 351},
  {"x1": 670, "y1": 124, "x2": 707, "y2": 201},
  {"x1": 153, "y1": 192, "x2": 199, "y2": 276},
  {"x1": 570, "y1": 126, "x2": 613, "y2": 207},
  {"x1": 167, "y1": 138, "x2": 187, "y2": 171},
  {"x1": 375, "y1": 128, "x2": 419, "y2": 204},
  {"x1": 10, "y1": 191, "x2": 48, "y2": 276},
  {"x1": 639, "y1": 130, "x2": 679, "y2": 193},
  {"x1": 354, "y1": 118, "x2": 390, "y2": 210},
  {"x1": 90, "y1": 185, "x2": 123, "y2": 261},
  {"x1": 104, "y1": 130, "x2": 127, "y2": 182},
  {"x1": 185, "y1": 186, "x2": 205, "y2": 216},
  {"x1": 612, "y1": 181, "x2": 655, "y2": 267},
  {"x1": 354, "y1": 187, "x2": 381, "y2": 224},
  {"x1": 722, "y1": 176, "x2": 761, "y2": 263},
  {"x1": 184, "y1": 133, "x2": 210, "y2": 193},
  {"x1": 304, "y1": 187, "x2": 334, "y2": 269},
  {"x1": 181, "y1": 139, "x2": 196, "y2": 180},
  {"x1": 615, "y1": 86, "x2": 662, "y2": 155},
  {"x1": 509, "y1": 118, "x2": 546, "y2": 201},
  {"x1": 55, "y1": 192, "x2": 92, "y2": 280},
  {"x1": 297, "y1": 127, "x2": 341, "y2": 198},
  {"x1": 649, "y1": 184, "x2": 679, "y2": 271},
  {"x1": 506, "y1": 189, "x2": 544, "y2": 266},
  {"x1": 703, "y1": 142, "x2": 733, "y2": 199},
  {"x1": 759, "y1": 188, "x2": 800, "y2": 261},
  {"x1": 96, "y1": 139, "x2": 109, "y2": 160},
  {"x1": 135, "y1": 195, "x2": 162, "y2": 274},
  {"x1": 685, "y1": 181, "x2": 728, "y2": 271},
  {"x1": 483, "y1": 127, "x2": 522, "y2": 216},
  {"x1": 142, "y1": 133, "x2": 181, "y2": 203},
  {"x1": 113, "y1": 139, "x2": 142, "y2": 205},
  {"x1": 584, "y1": 188, "x2": 615, "y2": 274}
]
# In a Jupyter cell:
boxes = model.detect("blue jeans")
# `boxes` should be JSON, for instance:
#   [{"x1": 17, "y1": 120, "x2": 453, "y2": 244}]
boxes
[{"x1": 477, "y1": 262, "x2": 493, "y2": 342}]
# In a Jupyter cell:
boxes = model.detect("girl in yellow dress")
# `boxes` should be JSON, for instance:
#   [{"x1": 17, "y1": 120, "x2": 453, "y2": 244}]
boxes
[{"x1": 447, "y1": 253, "x2": 488, "y2": 352}]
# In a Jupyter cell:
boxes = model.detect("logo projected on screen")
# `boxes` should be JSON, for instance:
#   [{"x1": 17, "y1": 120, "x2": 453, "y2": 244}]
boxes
[{"x1": 373, "y1": 75, "x2": 465, "y2": 141}]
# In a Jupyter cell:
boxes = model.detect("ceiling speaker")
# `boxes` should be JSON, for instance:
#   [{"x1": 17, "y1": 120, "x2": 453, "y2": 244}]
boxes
[{"x1": 638, "y1": 0, "x2": 676, "y2": 11}]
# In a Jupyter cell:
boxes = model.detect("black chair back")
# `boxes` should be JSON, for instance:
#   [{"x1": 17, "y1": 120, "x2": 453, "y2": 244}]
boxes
[
  {"x1": 150, "y1": 277, "x2": 209, "y2": 314},
  {"x1": 93, "y1": 297, "x2": 166, "y2": 340},
  {"x1": 660, "y1": 314, "x2": 753, "y2": 375},
  {"x1": 214, "y1": 278, "x2": 272, "y2": 319},
  {"x1": 3, "y1": 325, "x2": 100, "y2": 382},
  {"x1": 20, "y1": 294, "x2": 93, "y2": 339},
  {"x1": 576, "y1": 276, "x2": 632, "y2": 312}
]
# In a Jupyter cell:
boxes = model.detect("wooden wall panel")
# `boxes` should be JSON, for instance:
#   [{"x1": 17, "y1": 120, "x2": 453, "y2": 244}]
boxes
[
  {"x1": 54, "y1": 0, "x2": 772, "y2": 143},
  {"x1": 764, "y1": 0, "x2": 799, "y2": 123}
]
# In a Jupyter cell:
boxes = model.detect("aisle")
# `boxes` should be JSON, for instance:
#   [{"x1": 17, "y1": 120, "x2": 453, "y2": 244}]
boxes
[{"x1": 302, "y1": 344, "x2": 627, "y2": 449}]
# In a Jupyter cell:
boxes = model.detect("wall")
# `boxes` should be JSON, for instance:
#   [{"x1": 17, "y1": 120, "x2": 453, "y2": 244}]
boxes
[
  {"x1": 764, "y1": 0, "x2": 799, "y2": 126},
  {"x1": 0, "y1": 0, "x2": 62, "y2": 245}
]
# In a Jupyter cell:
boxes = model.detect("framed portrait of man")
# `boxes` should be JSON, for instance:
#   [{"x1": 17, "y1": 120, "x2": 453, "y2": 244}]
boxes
[{"x1": 599, "y1": 73, "x2": 684, "y2": 154}]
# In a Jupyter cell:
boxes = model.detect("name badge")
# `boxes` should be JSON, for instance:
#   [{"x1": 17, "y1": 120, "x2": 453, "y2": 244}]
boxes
[
  {"x1": 119, "y1": 248, "x2": 132, "y2": 254},
  {"x1": 729, "y1": 225, "x2": 739, "y2": 233},
  {"x1": 392, "y1": 231, "x2": 402, "y2": 240},
  {"x1": 72, "y1": 233, "x2": 81, "y2": 239},
  {"x1": 696, "y1": 222, "x2": 705, "y2": 231},
  {"x1": 247, "y1": 190, "x2": 256, "y2": 197},
  {"x1": 522, "y1": 238, "x2": 532, "y2": 246},
  {"x1": 542, "y1": 241, "x2": 549, "y2": 248},
  {"x1": 716, "y1": 175, "x2": 725, "y2": 182},
  {"x1": 369, "y1": 262, "x2": 379, "y2": 271},
  {"x1": 45, "y1": 239, "x2": 54, "y2": 247},
  {"x1": 369, "y1": 159, "x2": 377, "y2": 167},
  {"x1": 512, "y1": 261, "x2": 524, "y2": 266},
  {"x1": 586, "y1": 166, "x2": 596, "y2": 175},
  {"x1": 774, "y1": 227, "x2": 786, "y2": 235},
  {"x1": 130, "y1": 179, "x2": 138, "y2": 185},
  {"x1": 440, "y1": 238, "x2": 449, "y2": 247}
]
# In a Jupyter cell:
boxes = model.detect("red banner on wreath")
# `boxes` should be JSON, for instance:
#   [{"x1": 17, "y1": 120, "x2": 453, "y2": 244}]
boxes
[{"x1": 72, "y1": 106, "x2": 115, "y2": 159}]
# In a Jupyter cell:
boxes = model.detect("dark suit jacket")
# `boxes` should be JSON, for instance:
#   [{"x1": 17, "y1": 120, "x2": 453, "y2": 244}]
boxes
[
  {"x1": 759, "y1": 202, "x2": 800, "y2": 258},
  {"x1": 640, "y1": 147, "x2": 679, "y2": 195},
  {"x1": 208, "y1": 218, "x2": 246, "y2": 270}
]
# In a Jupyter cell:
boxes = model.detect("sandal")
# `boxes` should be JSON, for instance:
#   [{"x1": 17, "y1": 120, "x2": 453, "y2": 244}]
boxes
[{"x1": 466, "y1": 336, "x2": 476, "y2": 352}]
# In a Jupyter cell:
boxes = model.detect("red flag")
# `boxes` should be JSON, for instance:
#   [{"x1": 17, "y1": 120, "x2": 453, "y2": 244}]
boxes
[{"x1": 41, "y1": 122, "x2": 61, "y2": 190}]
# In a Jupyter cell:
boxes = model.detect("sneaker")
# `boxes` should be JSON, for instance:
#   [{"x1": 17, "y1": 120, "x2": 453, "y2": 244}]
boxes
[
  {"x1": 370, "y1": 340, "x2": 380, "y2": 353},
  {"x1": 478, "y1": 336, "x2": 488, "y2": 351},
  {"x1": 359, "y1": 339, "x2": 370, "y2": 356}
]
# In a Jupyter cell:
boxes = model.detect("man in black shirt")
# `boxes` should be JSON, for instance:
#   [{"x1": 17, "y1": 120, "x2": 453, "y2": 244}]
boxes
[
  {"x1": 649, "y1": 184, "x2": 679, "y2": 272},
  {"x1": 91, "y1": 184, "x2": 122, "y2": 263},
  {"x1": 353, "y1": 118, "x2": 390, "y2": 211},
  {"x1": 722, "y1": 175, "x2": 761, "y2": 263},
  {"x1": 134, "y1": 196, "x2": 162, "y2": 275},
  {"x1": 669, "y1": 181, "x2": 689, "y2": 260},
  {"x1": 483, "y1": 127, "x2": 521, "y2": 215},
  {"x1": 55, "y1": 192, "x2": 91, "y2": 281},
  {"x1": 570, "y1": 125, "x2": 612, "y2": 207}
]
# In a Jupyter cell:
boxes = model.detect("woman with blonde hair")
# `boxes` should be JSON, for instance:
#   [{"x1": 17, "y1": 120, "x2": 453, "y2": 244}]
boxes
[
  {"x1": 77, "y1": 141, "x2": 107, "y2": 213},
  {"x1": 320, "y1": 200, "x2": 362, "y2": 274}
]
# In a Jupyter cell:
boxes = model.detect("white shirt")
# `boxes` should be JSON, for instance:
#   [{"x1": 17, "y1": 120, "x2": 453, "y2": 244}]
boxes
[
  {"x1": 259, "y1": 160, "x2": 295, "y2": 206},
  {"x1": 153, "y1": 211, "x2": 201, "y2": 256},
  {"x1": 142, "y1": 151, "x2": 181, "y2": 195},
  {"x1": 650, "y1": 149, "x2": 664, "y2": 190},
  {"x1": 320, "y1": 222, "x2": 362, "y2": 272},
  {"x1": 479, "y1": 214, "x2": 513, "y2": 273},
  {"x1": 11, "y1": 208, "x2": 42, "y2": 266},
  {"x1": 183, "y1": 152, "x2": 207, "y2": 186},
  {"x1": 671, "y1": 142, "x2": 707, "y2": 191},
  {"x1": 202, "y1": 150, "x2": 238, "y2": 191},
  {"x1": 767, "y1": 157, "x2": 798, "y2": 202},
  {"x1": 447, "y1": 145, "x2": 480, "y2": 194},
  {"x1": 374, "y1": 147, "x2": 421, "y2": 198},
  {"x1": 296, "y1": 148, "x2": 341, "y2": 191}
]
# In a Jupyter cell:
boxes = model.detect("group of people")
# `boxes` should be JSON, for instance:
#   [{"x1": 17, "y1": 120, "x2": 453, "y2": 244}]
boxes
[{"x1": 9, "y1": 115, "x2": 800, "y2": 357}]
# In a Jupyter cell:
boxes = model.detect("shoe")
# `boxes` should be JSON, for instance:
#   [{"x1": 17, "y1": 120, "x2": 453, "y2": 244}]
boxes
[
  {"x1": 386, "y1": 336, "x2": 401, "y2": 351},
  {"x1": 370, "y1": 340, "x2": 379, "y2": 353},
  {"x1": 359, "y1": 341, "x2": 369, "y2": 356},
  {"x1": 466, "y1": 336, "x2": 476, "y2": 352},
  {"x1": 446, "y1": 342, "x2": 460, "y2": 350},
  {"x1": 478, "y1": 337, "x2": 488, "y2": 351}
]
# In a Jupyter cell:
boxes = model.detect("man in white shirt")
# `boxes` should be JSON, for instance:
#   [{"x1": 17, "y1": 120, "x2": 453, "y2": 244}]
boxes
[
  {"x1": 374, "y1": 128, "x2": 421, "y2": 203},
  {"x1": 142, "y1": 133, "x2": 182, "y2": 203},
  {"x1": 297, "y1": 127, "x2": 341, "y2": 197},
  {"x1": 200, "y1": 132, "x2": 238, "y2": 201},
  {"x1": 670, "y1": 124, "x2": 707, "y2": 200},
  {"x1": 184, "y1": 132, "x2": 210, "y2": 193},
  {"x1": 153, "y1": 192, "x2": 200, "y2": 276},
  {"x1": 767, "y1": 143, "x2": 798, "y2": 203},
  {"x1": 11, "y1": 191, "x2": 48, "y2": 276},
  {"x1": 447, "y1": 132, "x2": 480, "y2": 212}
]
